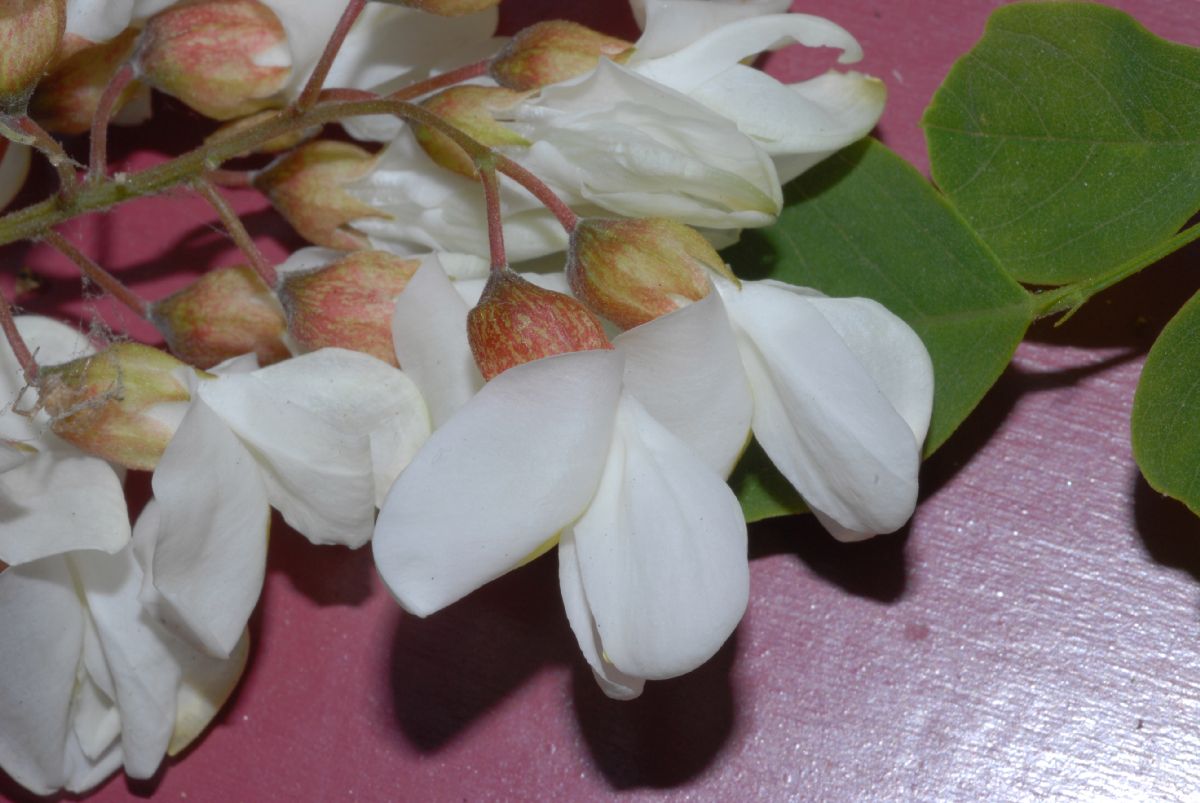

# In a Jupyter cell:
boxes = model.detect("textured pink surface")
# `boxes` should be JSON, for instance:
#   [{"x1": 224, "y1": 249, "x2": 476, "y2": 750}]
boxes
[{"x1": 5, "y1": 1, "x2": 1200, "y2": 800}]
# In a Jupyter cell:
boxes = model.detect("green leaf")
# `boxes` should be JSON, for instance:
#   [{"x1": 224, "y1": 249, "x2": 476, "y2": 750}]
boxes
[
  {"x1": 723, "y1": 138, "x2": 1032, "y2": 523},
  {"x1": 1132, "y1": 290, "x2": 1200, "y2": 515},
  {"x1": 924, "y1": 2, "x2": 1200, "y2": 286}
]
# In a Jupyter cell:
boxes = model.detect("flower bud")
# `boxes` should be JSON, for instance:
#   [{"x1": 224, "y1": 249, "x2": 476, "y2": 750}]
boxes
[
  {"x1": 567, "y1": 217, "x2": 738, "y2": 329},
  {"x1": 467, "y1": 268, "x2": 611, "y2": 381},
  {"x1": 29, "y1": 29, "x2": 139, "y2": 134},
  {"x1": 383, "y1": 0, "x2": 500, "y2": 16},
  {"x1": 491, "y1": 21, "x2": 634, "y2": 92},
  {"x1": 0, "y1": 0, "x2": 66, "y2": 115},
  {"x1": 413, "y1": 86, "x2": 528, "y2": 179},
  {"x1": 254, "y1": 140, "x2": 388, "y2": 250},
  {"x1": 37, "y1": 343, "x2": 196, "y2": 470},
  {"x1": 150, "y1": 264, "x2": 289, "y2": 369},
  {"x1": 277, "y1": 250, "x2": 419, "y2": 365},
  {"x1": 205, "y1": 109, "x2": 318, "y2": 157},
  {"x1": 134, "y1": 0, "x2": 290, "y2": 120}
]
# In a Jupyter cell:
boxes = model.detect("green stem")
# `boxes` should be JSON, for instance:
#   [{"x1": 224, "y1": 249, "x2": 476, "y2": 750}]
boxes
[
  {"x1": 42, "y1": 229, "x2": 150, "y2": 318},
  {"x1": 1032, "y1": 222, "x2": 1200, "y2": 322}
]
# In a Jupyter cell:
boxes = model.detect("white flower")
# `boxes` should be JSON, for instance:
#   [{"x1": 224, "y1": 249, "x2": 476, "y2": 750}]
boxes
[
  {"x1": 716, "y1": 278, "x2": 934, "y2": 540},
  {"x1": 375, "y1": 264, "x2": 752, "y2": 698},
  {"x1": 137, "y1": 348, "x2": 431, "y2": 657}
]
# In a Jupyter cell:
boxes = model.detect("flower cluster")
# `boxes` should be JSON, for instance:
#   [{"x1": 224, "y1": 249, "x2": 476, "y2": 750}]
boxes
[{"x1": 0, "y1": 0, "x2": 932, "y2": 795}]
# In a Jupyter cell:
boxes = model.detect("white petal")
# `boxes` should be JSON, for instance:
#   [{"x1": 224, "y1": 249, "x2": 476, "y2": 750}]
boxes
[
  {"x1": 197, "y1": 359, "x2": 378, "y2": 547},
  {"x1": 0, "y1": 436, "x2": 129, "y2": 566},
  {"x1": 67, "y1": 666, "x2": 119, "y2": 764},
  {"x1": 0, "y1": 557, "x2": 84, "y2": 796},
  {"x1": 633, "y1": 0, "x2": 792, "y2": 58},
  {"x1": 392, "y1": 260, "x2": 483, "y2": 427},
  {"x1": 636, "y1": 14, "x2": 863, "y2": 95},
  {"x1": 0, "y1": 441, "x2": 33, "y2": 472},
  {"x1": 0, "y1": 141, "x2": 29, "y2": 212},
  {"x1": 148, "y1": 401, "x2": 270, "y2": 657},
  {"x1": 614, "y1": 292, "x2": 752, "y2": 476},
  {"x1": 558, "y1": 529, "x2": 644, "y2": 700},
  {"x1": 572, "y1": 394, "x2": 748, "y2": 680},
  {"x1": 720, "y1": 281, "x2": 925, "y2": 536},
  {"x1": 168, "y1": 629, "x2": 250, "y2": 756},
  {"x1": 216, "y1": 347, "x2": 430, "y2": 508},
  {"x1": 373, "y1": 349, "x2": 624, "y2": 616},
  {"x1": 1, "y1": 317, "x2": 94, "y2": 439},
  {"x1": 73, "y1": 548, "x2": 179, "y2": 780}
]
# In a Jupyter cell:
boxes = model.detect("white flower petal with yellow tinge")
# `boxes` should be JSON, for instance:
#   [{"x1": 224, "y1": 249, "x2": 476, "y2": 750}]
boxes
[
  {"x1": 719, "y1": 280, "x2": 931, "y2": 538},
  {"x1": 373, "y1": 349, "x2": 624, "y2": 617},
  {"x1": 65, "y1": 0, "x2": 174, "y2": 43},
  {"x1": 614, "y1": 291, "x2": 752, "y2": 477},
  {"x1": 168, "y1": 630, "x2": 250, "y2": 756},
  {"x1": 0, "y1": 558, "x2": 85, "y2": 796},
  {"x1": 198, "y1": 354, "x2": 378, "y2": 547},
  {"x1": 558, "y1": 530, "x2": 644, "y2": 701},
  {"x1": 212, "y1": 347, "x2": 430, "y2": 508},
  {"x1": 146, "y1": 401, "x2": 270, "y2": 658},
  {"x1": 570, "y1": 394, "x2": 748, "y2": 682},
  {"x1": 632, "y1": 0, "x2": 792, "y2": 58},
  {"x1": 391, "y1": 261, "x2": 483, "y2": 428}
]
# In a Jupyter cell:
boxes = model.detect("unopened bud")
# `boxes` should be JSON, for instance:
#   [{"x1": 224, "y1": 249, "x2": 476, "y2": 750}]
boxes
[
  {"x1": 205, "y1": 109, "x2": 318, "y2": 157},
  {"x1": 413, "y1": 86, "x2": 528, "y2": 178},
  {"x1": 382, "y1": 0, "x2": 500, "y2": 16},
  {"x1": 135, "y1": 0, "x2": 289, "y2": 120},
  {"x1": 277, "y1": 251, "x2": 419, "y2": 365},
  {"x1": 38, "y1": 343, "x2": 196, "y2": 470},
  {"x1": 491, "y1": 21, "x2": 634, "y2": 91},
  {"x1": 568, "y1": 217, "x2": 737, "y2": 329},
  {"x1": 150, "y1": 265, "x2": 289, "y2": 369},
  {"x1": 29, "y1": 30, "x2": 140, "y2": 134},
  {"x1": 467, "y1": 268, "x2": 611, "y2": 381},
  {"x1": 254, "y1": 140, "x2": 388, "y2": 250},
  {"x1": 0, "y1": 0, "x2": 66, "y2": 115}
]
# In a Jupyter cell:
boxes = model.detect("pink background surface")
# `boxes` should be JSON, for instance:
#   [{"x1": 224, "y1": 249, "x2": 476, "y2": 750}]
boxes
[{"x1": 5, "y1": 0, "x2": 1200, "y2": 800}]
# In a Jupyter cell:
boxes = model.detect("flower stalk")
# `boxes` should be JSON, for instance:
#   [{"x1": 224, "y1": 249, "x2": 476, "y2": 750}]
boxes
[{"x1": 41, "y1": 229, "x2": 150, "y2": 318}]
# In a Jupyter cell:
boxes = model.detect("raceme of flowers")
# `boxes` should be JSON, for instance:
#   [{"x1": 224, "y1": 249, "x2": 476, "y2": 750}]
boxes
[{"x1": 0, "y1": 0, "x2": 931, "y2": 795}]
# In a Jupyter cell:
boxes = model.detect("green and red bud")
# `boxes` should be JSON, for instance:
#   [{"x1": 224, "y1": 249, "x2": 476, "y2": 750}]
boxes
[
  {"x1": 150, "y1": 264, "x2": 289, "y2": 369},
  {"x1": 467, "y1": 268, "x2": 611, "y2": 381},
  {"x1": 567, "y1": 217, "x2": 737, "y2": 329},
  {"x1": 414, "y1": 86, "x2": 529, "y2": 179},
  {"x1": 490, "y1": 21, "x2": 634, "y2": 92},
  {"x1": 254, "y1": 139, "x2": 388, "y2": 250},
  {"x1": 29, "y1": 29, "x2": 141, "y2": 134},
  {"x1": 134, "y1": 0, "x2": 289, "y2": 120},
  {"x1": 0, "y1": 0, "x2": 66, "y2": 115},
  {"x1": 277, "y1": 250, "x2": 419, "y2": 366},
  {"x1": 37, "y1": 343, "x2": 197, "y2": 471}
]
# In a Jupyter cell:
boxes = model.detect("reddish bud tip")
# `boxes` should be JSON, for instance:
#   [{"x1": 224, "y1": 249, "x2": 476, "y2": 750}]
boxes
[
  {"x1": 150, "y1": 264, "x2": 289, "y2": 369},
  {"x1": 0, "y1": 0, "x2": 66, "y2": 115},
  {"x1": 467, "y1": 268, "x2": 611, "y2": 381},
  {"x1": 38, "y1": 343, "x2": 194, "y2": 470},
  {"x1": 277, "y1": 250, "x2": 419, "y2": 365},
  {"x1": 135, "y1": 0, "x2": 289, "y2": 120},
  {"x1": 254, "y1": 139, "x2": 388, "y2": 250},
  {"x1": 414, "y1": 86, "x2": 528, "y2": 179},
  {"x1": 568, "y1": 217, "x2": 735, "y2": 329},
  {"x1": 490, "y1": 20, "x2": 634, "y2": 92}
]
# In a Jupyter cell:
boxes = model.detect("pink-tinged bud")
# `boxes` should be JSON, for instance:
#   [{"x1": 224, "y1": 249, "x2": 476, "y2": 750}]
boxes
[
  {"x1": 205, "y1": 109, "x2": 318, "y2": 157},
  {"x1": 277, "y1": 251, "x2": 419, "y2": 366},
  {"x1": 29, "y1": 30, "x2": 140, "y2": 134},
  {"x1": 134, "y1": 0, "x2": 289, "y2": 120},
  {"x1": 414, "y1": 86, "x2": 528, "y2": 179},
  {"x1": 38, "y1": 343, "x2": 196, "y2": 470},
  {"x1": 384, "y1": 0, "x2": 500, "y2": 16},
  {"x1": 254, "y1": 140, "x2": 388, "y2": 251},
  {"x1": 567, "y1": 217, "x2": 738, "y2": 329},
  {"x1": 149, "y1": 264, "x2": 289, "y2": 369},
  {"x1": 0, "y1": 0, "x2": 66, "y2": 115},
  {"x1": 467, "y1": 268, "x2": 612, "y2": 381},
  {"x1": 491, "y1": 20, "x2": 634, "y2": 91}
]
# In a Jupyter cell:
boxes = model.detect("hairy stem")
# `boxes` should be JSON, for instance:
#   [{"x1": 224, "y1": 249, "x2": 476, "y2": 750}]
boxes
[
  {"x1": 192, "y1": 179, "x2": 277, "y2": 287},
  {"x1": 89, "y1": 64, "x2": 135, "y2": 183},
  {"x1": 2, "y1": 116, "x2": 79, "y2": 200},
  {"x1": 388, "y1": 60, "x2": 491, "y2": 101},
  {"x1": 42, "y1": 229, "x2": 150, "y2": 318},
  {"x1": 479, "y1": 164, "x2": 506, "y2": 271},
  {"x1": 492, "y1": 154, "x2": 578, "y2": 232},
  {"x1": 293, "y1": 0, "x2": 367, "y2": 113},
  {"x1": 0, "y1": 289, "x2": 37, "y2": 382}
]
